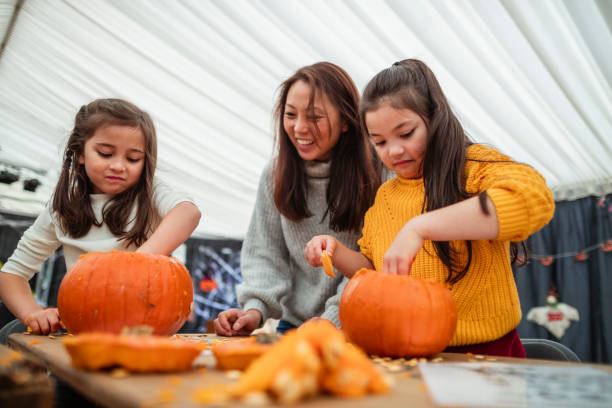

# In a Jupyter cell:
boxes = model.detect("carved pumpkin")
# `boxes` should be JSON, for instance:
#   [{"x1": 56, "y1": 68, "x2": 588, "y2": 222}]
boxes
[
  {"x1": 63, "y1": 332, "x2": 205, "y2": 372},
  {"x1": 57, "y1": 251, "x2": 193, "y2": 335},
  {"x1": 339, "y1": 268, "x2": 457, "y2": 357}
]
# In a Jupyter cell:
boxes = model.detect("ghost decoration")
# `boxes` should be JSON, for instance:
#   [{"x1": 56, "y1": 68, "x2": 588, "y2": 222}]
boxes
[{"x1": 526, "y1": 294, "x2": 579, "y2": 339}]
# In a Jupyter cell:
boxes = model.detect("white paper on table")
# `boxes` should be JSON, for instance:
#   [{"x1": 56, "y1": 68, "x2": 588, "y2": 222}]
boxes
[{"x1": 419, "y1": 362, "x2": 612, "y2": 407}]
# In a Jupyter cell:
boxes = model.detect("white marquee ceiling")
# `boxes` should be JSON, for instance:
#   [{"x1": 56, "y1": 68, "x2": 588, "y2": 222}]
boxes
[{"x1": 1, "y1": 0, "x2": 611, "y2": 239}]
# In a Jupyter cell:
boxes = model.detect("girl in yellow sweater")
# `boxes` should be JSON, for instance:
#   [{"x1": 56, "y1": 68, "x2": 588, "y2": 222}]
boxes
[{"x1": 305, "y1": 59, "x2": 555, "y2": 357}]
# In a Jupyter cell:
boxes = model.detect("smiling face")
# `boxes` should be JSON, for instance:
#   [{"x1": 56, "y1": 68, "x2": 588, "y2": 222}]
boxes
[
  {"x1": 283, "y1": 80, "x2": 347, "y2": 161},
  {"x1": 78, "y1": 125, "x2": 146, "y2": 194},
  {"x1": 365, "y1": 103, "x2": 428, "y2": 179}
]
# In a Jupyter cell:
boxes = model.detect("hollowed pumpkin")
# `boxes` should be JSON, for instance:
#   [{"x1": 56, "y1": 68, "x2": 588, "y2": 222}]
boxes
[
  {"x1": 63, "y1": 333, "x2": 205, "y2": 372},
  {"x1": 57, "y1": 251, "x2": 193, "y2": 335},
  {"x1": 212, "y1": 338, "x2": 272, "y2": 371},
  {"x1": 339, "y1": 268, "x2": 457, "y2": 357}
]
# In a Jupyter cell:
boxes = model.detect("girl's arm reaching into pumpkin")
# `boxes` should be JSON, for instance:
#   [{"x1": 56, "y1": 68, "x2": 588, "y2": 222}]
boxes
[
  {"x1": 305, "y1": 235, "x2": 374, "y2": 278},
  {"x1": 136, "y1": 202, "x2": 201, "y2": 255},
  {"x1": 384, "y1": 195, "x2": 498, "y2": 275}
]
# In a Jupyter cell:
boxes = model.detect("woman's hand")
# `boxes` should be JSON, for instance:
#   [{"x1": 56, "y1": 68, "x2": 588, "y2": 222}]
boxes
[
  {"x1": 213, "y1": 308, "x2": 262, "y2": 336},
  {"x1": 383, "y1": 223, "x2": 426, "y2": 275},
  {"x1": 304, "y1": 235, "x2": 337, "y2": 267},
  {"x1": 23, "y1": 308, "x2": 63, "y2": 335}
]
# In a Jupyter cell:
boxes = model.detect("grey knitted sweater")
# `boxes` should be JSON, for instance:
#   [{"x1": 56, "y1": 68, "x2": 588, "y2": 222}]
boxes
[{"x1": 236, "y1": 159, "x2": 362, "y2": 328}]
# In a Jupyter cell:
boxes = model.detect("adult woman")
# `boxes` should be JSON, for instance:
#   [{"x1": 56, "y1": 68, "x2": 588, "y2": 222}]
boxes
[{"x1": 214, "y1": 62, "x2": 383, "y2": 335}]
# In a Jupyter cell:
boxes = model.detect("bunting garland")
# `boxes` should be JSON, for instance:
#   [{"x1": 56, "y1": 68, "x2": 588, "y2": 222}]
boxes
[
  {"x1": 528, "y1": 238, "x2": 612, "y2": 266},
  {"x1": 525, "y1": 195, "x2": 612, "y2": 266}
]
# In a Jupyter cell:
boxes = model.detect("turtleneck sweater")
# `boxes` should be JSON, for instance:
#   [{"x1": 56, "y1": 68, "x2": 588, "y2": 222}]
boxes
[
  {"x1": 358, "y1": 144, "x2": 555, "y2": 346},
  {"x1": 237, "y1": 159, "x2": 367, "y2": 327}
]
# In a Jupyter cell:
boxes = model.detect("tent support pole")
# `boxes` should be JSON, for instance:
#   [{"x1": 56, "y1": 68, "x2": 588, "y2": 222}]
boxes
[{"x1": 0, "y1": 0, "x2": 25, "y2": 62}]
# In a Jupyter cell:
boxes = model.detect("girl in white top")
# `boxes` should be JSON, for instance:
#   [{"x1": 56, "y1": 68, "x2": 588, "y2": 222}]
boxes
[{"x1": 0, "y1": 98, "x2": 201, "y2": 335}]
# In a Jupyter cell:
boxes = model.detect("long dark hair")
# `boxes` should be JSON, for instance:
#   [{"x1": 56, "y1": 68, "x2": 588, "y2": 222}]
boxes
[
  {"x1": 273, "y1": 62, "x2": 381, "y2": 232},
  {"x1": 52, "y1": 98, "x2": 157, "y2": 247},
  {"x1": 360, "y1": 59, "x2": 525, "y2": 283}
]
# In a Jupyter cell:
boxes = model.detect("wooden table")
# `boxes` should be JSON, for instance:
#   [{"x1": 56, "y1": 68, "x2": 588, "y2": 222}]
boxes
[
  {"x1": 8, "y1": 332, "x2": 612, "y2": 407},
  {"x1": 0, "y1": 342, "x2": 54, "y2": 408}
]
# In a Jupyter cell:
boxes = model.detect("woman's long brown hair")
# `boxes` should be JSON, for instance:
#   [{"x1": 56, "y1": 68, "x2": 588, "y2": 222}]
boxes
[
  {"x1": 273, "y1": 62, "x2": 381, "y2": 232},
  {"x1": 360, "y1": 59, "x2": 526, "y2": 283},
  {"x1": 52, "y1": 98, "x2": 157, "y2": 247}
]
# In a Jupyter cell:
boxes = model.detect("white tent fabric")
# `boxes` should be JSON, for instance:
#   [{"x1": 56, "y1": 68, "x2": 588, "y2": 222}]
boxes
[{"x1": 1, "y1": 0, "x2": 611, "y2": 239}]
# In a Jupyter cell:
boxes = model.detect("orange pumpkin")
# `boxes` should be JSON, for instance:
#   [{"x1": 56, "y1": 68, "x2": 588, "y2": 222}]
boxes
[
  {"x1": 63, "y1": 332, "x2": 205, "y2": 372},
  {"x1": 212, "y1": 338, "x2": 272, "y2": 371},
  {"x1": 339, "y1": 268, "x2": 457, "y2": 357},
  {"x1": 57, "y1": 251, "x2": 193, "y2": 335}
]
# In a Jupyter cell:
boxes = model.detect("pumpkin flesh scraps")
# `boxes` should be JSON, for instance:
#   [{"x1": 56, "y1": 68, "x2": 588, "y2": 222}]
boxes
[
  {"x1": 211, "y1": 337, "x2": 272, "y2": 371},
  {"x1": 63, "y1": 332, "x2": 206, "y2": 372},
  {"x1": 225, "y1": 319, "x2": 389, "y2": 403},
  {"x1": 228, "y1": 331, "x2": 321, "y2": 403},
  {"x1": 321, "y1": 251, "x2": 335, "y2": 278},
  {"x1": 321, "y1": 342, "x2": 389, "y2": 397}
]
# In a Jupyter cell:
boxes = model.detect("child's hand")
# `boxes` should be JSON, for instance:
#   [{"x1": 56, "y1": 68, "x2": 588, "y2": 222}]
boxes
[
  {"x1": 383, "y1": 226, "x2": 426, "y2": 275},
  {"x1": 214, "y1": 308, "x2": 262, "y2": 336},
  {"x1": 304, "y1": 235, "x2": 337, "y2": 267},
  {"x1": 23, "y1": 308, "x2": 62, "y2": 335}
]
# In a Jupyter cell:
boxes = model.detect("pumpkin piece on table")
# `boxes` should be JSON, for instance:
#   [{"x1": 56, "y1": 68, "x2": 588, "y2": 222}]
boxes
[
  {"x1": 339, "y1": 268, "x2": 457, "y2": 357},
  {"x1": 211, "y1": 337, "x2": 273, "y2": 371},
  {"x1": 57, "y1": 251, "x2": 193, "y2": 335},
  {"x1": 63, "y1": 332, "x2": 206, "y2": 372}
]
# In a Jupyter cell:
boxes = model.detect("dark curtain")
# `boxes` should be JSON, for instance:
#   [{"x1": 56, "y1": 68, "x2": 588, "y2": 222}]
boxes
[
  {"x1": 0, "y1": 213, "x2": 37, "y2": 328},
  {"x1": 515, "y1": 194, "x2": 612, "y2": 363},
  {"x1": 0, "y1": 212, "x2": 35, "y2": 263}
]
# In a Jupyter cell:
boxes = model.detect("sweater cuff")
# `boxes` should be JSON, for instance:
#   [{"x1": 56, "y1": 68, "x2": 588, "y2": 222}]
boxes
[
  {"x1": 1, "y1": 261, "x2": 35, "y2": 281},
  {"x1": 487, "y1": 188, "x2": 529, "y2": 241},
  {"x1": 242, "y1": 299, "x2": 269, "y2": 327},
  {"x1": 320, "y1": 306, "x2": 341, "y2": 328}
]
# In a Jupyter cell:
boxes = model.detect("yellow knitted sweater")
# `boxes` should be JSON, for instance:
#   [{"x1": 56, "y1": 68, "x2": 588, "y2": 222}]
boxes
[{"x1": 358, "y1": 144, "x2": 555, "y2": 346}]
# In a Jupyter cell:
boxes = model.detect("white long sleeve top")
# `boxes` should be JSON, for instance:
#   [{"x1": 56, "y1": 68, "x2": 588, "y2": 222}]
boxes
[{"x1": 2, "y1": 178, "x2": 195, "y2": 280}]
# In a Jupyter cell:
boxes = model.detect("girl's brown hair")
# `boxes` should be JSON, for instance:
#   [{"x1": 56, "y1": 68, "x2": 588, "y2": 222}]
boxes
[
  {"x1": 52, "y1": 98, "x2": 157, "y2": 247},
  {"x1": 360, "y1": 59, "x2": 525, "y2": 283},
  {"x1": 273, "y1": 62, "x2": 381, "y2": 232}
]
